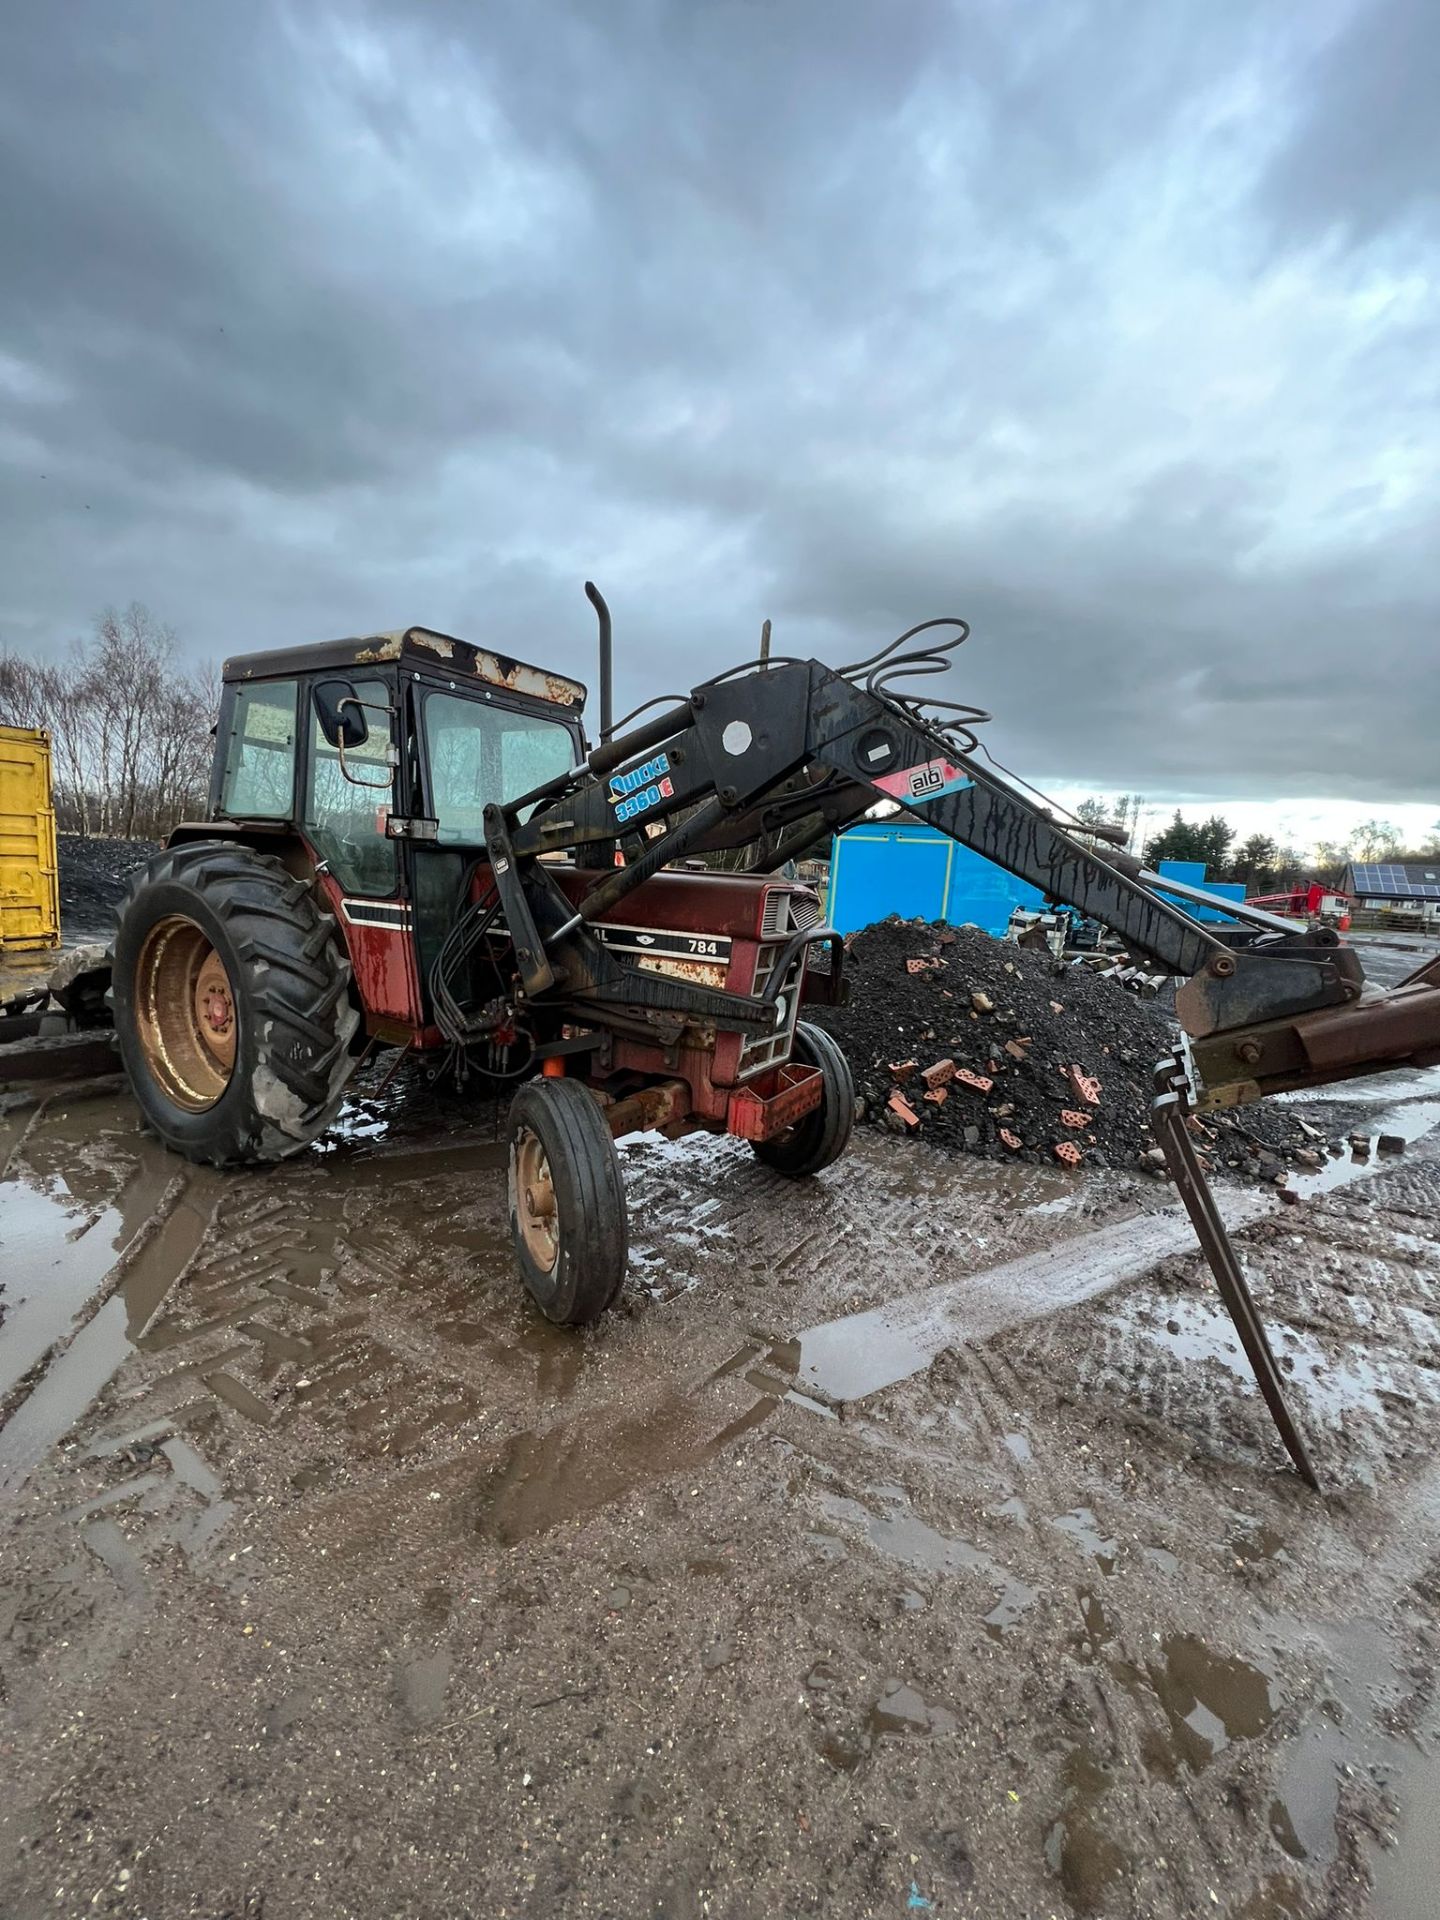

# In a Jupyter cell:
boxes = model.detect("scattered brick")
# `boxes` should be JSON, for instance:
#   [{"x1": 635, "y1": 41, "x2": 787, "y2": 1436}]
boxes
[{"x1": 1064, "y1": 1065, "x2": 1102, "y2": 1108}]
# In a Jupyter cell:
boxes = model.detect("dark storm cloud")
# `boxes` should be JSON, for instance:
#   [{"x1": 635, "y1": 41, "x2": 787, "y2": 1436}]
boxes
[
  {"x1": 1, "y1": 0, "x2": 1436, "y2": 807},
  {"x1": 1259, "y1": 0, "x2": 1440, "y2": 245}
]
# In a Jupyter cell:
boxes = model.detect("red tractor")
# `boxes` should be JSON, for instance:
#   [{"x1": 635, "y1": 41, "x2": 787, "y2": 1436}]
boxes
[
  {"x1": 93, "y1": 590, "x2": 1440, "y2": 1482},
  {"x1": 107, "y1": 609, "x2": 854, "y2": 1330}
]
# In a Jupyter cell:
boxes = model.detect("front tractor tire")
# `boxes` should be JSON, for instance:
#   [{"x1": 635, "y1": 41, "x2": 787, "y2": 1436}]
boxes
[
  {"x1": 507, "y1": 1077, "x2": 628, "y2": 1327},
  {"x1": 751, "y1": 1019, "x2": 855, "y2": 1177},
  {"x1": 111, "y1": 841, "x2": 361, "y2": 1167}
]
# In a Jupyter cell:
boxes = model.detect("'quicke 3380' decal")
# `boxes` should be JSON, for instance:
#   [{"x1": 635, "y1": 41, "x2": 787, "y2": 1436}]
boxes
[{"x1": 608, "y1": 752, "x2": 675, "y2": 825}]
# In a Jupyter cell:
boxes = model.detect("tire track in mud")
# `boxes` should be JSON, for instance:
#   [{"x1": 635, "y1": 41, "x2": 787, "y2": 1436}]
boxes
[
  {"x1": 621, "y1": 1128, "x2": 1133, "y2": 1319},
  {"x1": 1, "y1": 1136, "x2": 600, "y2": 1590},
  {"x1": 10, "y1": 1104, "x2": 1439, "y2": 1669}
]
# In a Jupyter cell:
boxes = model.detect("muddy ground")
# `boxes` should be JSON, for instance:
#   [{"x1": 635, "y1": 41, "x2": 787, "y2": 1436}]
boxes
[{"x1": 1, "y1": 937, "x2": 1439, "y2": 1920}]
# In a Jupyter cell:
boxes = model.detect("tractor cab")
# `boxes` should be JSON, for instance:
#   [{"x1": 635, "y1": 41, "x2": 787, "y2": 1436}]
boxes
[{"x1": 208, "y1": 627, "x2": 587, "y2": 1039}]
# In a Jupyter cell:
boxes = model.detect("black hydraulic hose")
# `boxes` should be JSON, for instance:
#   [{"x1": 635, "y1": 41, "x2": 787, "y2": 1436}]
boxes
[
  {"x1": 586, "y1": 701, "x2": 694, "y2": 779},
  {"x1": 838, "y1": 614, "x2": 970, "y2": 677}
]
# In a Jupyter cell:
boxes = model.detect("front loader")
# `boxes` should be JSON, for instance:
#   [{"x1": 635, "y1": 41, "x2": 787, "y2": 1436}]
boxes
[{"x1": 36, "y1": 593, "x2": 1440, "y2": 1484}]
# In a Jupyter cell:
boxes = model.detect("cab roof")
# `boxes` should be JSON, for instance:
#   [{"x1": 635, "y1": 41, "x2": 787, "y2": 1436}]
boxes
[{"x1": 221, "y1": 626, "x2": 587, "y2": 711}]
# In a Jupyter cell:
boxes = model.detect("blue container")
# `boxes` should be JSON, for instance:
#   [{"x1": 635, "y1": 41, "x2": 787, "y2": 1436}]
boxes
[
  {"x1": 1155, "y1": 860, "x2": 1245, "y2": 924},
  {"x1": 826, "y1": 831, "x2": 1245, "y2": 936},
  {"x1": 827, "y1": 822, "x2": 1046, "y2": 937}
]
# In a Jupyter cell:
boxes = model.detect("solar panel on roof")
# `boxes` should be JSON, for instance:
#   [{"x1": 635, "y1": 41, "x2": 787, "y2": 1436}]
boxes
[{"x1": 1351, "y1": 861, "x2": 1440, "y2": 899}]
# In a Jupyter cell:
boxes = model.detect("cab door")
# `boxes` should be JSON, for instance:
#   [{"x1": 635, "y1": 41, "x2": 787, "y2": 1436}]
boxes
[{"x1": 300, "y1": 672, "x2": 423, "y2": 1035}]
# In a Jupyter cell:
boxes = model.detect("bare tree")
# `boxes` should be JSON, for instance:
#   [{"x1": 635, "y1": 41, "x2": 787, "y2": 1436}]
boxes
[
  {"x1": 0, "y1": 607, "x2": 216, "y2": 839},
  {"x1": 1347, "y1": 819, "x2": 1404, "y2": 862}
]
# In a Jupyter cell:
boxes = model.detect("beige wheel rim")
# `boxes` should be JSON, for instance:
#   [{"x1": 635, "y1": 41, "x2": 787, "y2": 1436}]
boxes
[
  {"x1": 514, "y1": 1127, "x2": 559, "y2": 1272},
  {"x1": 134, "y1": 915, "x2": 238, "y2": 1112}
]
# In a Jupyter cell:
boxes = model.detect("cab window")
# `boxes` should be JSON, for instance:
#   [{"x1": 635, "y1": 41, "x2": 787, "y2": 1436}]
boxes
[
  {"x1": 424, "y1": 691, "x2": 576, "y2": 844},
  {"x1": 221, "y1": 680, "x2": 298, "y2": 819},
  {"x1": 303, "y1": 676, "x2": 399, "y2": 896}
]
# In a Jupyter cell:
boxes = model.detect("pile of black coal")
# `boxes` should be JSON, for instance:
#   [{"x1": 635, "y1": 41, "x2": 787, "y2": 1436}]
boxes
[
  {"x1": 58, "y1": 836, "x2": 159, "y2": 936},
  {"x1": 808, "y1": 916, "x2": 1317, "y2": 1184}
]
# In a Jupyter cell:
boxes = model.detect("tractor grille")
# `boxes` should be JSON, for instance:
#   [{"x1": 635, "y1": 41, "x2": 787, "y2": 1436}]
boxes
[
  {"x1": 760, "y1": 888, "x2": 823, "y2": 937},
  {"x1": 738, "y1": 938, "x2": 805, "y2": 1079}
]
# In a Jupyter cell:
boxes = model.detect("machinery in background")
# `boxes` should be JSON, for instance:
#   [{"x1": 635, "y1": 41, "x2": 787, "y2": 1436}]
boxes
[{"x1": 0, "y1": 724, "x2": 60, "y2": 954}]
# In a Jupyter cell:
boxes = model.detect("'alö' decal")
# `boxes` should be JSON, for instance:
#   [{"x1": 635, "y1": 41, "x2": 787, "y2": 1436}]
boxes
[{"x1": 872, "y1": 757, "x2": 972, "y2": 805}]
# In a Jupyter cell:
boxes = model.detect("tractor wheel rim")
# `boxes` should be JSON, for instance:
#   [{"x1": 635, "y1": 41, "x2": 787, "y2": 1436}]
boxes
[
  {"x1": 514, "y1": 1128, "x2": 559, "y2": 1272},
  {"x1": 134, "y1": 915, "x2": 238, "y2": 1112}
]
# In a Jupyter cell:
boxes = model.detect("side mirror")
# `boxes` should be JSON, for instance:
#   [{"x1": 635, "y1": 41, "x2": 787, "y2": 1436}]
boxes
[{"x1": 313, "y1": 679, "x2": 368, "y2": 750}]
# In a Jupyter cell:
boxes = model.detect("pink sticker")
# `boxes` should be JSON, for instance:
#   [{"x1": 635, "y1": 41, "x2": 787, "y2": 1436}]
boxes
[{"x1": 872, "y1": 758, "x2": 971, "y2": 804}]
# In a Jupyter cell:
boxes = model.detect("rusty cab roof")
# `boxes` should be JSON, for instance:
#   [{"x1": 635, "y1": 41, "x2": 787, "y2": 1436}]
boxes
[{"x1": 221, "y1": 627, "x2": 587, "y2": 713}]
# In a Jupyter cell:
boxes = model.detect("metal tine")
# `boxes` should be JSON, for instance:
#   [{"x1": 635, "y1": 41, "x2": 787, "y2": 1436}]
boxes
[{"x1": 1151, "y1": 1055, "x2": 1320, "y2": 1491}]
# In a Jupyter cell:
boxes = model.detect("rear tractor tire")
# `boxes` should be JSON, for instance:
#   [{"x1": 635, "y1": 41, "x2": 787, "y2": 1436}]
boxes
[
  {"x1": 751, "y1": 1019, "x2": 855, "y2": 1177},
  {"x1": 110, "y1": 841, "x2": 361, "y2": 1167},
  {"x1": 507, "y1": 1076, "x2": 629, "y2": 1327}
]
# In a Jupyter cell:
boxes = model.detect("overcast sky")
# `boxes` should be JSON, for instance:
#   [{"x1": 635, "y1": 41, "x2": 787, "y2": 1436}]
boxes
[{"x1": 1, "y1": 0, "x2": 1436, "y2": 851}]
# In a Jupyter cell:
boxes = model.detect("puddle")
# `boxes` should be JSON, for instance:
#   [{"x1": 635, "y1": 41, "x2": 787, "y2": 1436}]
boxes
[
  {"x1": 472, "y1": 1375, "x2": 777, "y2": 1545},
  {"x1": 1278, "y1": 1066, "x2": 1440, "y2": 1111},
  {"x1": 1228, "y1": 1517, "x2": 1289, "y2": 1568},
  {"x1": 793, "y1": 1195, "x2": 1274, "y2": 1406},
  {"x1": 1372, "y1": 1744, "x2": 1440, "y2": 1918},
  {"x1": 1044, "y1": 1747, "x2": 1127, "y2": 1916},
  {"x1": 816, "y1": 1486, "x2": 1037, "y2": 1638},
  {"x1": 0, "y1": 1172, "x2": 219, "y2": 1494},
  {"x1": 1268, "y1": 1720, "x2": 1344, "y2": 1870},
  {"x1": 867, "y1": 1679, "x2": 957, "y2": 1738},
  {"x1": 1075, "y1": 1588, "x2": 1111, "y2": 1649},
  {"x1": 1267, "y1": 1614, "x2": 1411, "y2": 1886},
  {"x1": 82, "y1": 1515, "x2": 146, "y2": 1604},
  {"x1": 1116, "y1": 1292, "x2": 1406, "y2": 1427},
  {"x1": 0, "y1": 1128, "x2": 176, "y2": 1402},
  {"x1": 785, "y1": 1073, "x2": 1440, "y2": 1414},
  {"x1": 1285, "y1": 1098, "x2": 1440, "y2": 1197},
  {"x1": 1145, "y1": 1632, "x2": 1277, "y2": 1771},
  {"x1": 396, "y1": 1649, "x2": 452, "y2": 1728},
  {"x1": 1048, "y1": 1507, "x2": 1117, "y2": 1574}
]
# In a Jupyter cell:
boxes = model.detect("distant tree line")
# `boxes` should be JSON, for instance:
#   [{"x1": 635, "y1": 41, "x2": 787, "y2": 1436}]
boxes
[
  {"x1": 1073, "y1": 796, "x2": 1440, "y2": 894},
  {"x1": 0, "y1": 604, "x2": 217, "y2": 839}
]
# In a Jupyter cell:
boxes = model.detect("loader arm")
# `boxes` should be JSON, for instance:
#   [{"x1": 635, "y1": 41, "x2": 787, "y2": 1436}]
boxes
[{"x1": 490, "y1": 655, "x2": 1375, "y2": 1080}]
